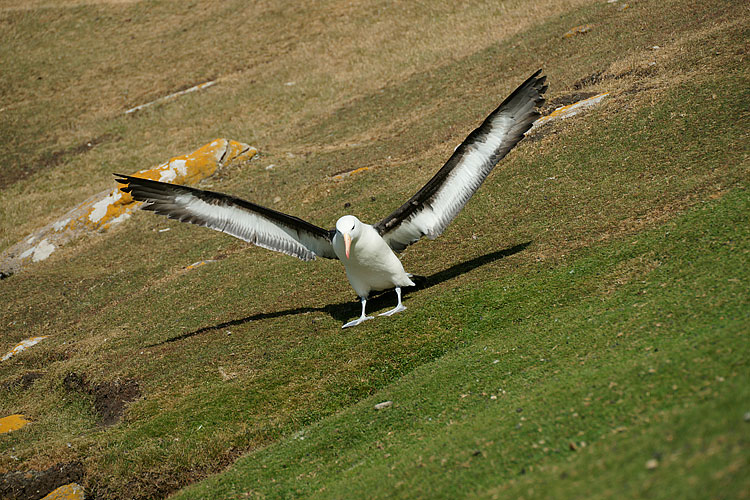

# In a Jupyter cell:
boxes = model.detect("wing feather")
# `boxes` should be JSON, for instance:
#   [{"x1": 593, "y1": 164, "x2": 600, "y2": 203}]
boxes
[
  {"x1": 374, "y1": 70, "x2": 547, "y2": 252},
  {"x1": 115, "y1": 174, "x2": 337, "y2": 261}
]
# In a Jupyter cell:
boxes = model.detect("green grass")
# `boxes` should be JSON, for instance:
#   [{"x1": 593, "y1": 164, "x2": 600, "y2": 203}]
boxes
[
  {"x1": 171, "y1": 184, "x2": 749, "y2": 500},
  {"x1": 1, "y1": 0, "x2": 748, "y2": 498}
]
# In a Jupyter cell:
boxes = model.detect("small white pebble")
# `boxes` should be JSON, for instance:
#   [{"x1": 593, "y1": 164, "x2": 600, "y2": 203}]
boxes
[{"x1": 374, "y1": 401, "x2": 393, "y2": 410}]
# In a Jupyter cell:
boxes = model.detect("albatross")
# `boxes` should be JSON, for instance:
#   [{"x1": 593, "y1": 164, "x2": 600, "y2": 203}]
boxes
[{"x1": 115, "y1": 70, "x2": 547, "y2": 328}]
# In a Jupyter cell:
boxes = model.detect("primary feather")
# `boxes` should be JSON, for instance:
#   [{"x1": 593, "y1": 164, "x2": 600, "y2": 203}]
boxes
[
  {"x1": 115, "y1": 175, "x2": 337, "y2": 261},
  {"x1": 115, "y1": 70, "x2": 547, "y2": 327},
  {"x1": 374, "y1": 70, "x2": 547, "y2": 252}
]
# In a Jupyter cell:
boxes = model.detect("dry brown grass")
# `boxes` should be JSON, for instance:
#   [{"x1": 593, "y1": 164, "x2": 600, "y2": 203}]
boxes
[{"x1": 0, "y1": 0, "x2": 594, "y2": 251}]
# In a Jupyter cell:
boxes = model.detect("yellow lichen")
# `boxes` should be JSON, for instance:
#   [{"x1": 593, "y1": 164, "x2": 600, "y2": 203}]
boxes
[
  {"x1": 563, "y1": 24, "x2": 593, "y2": 38},
  {"x1": 74, "y1": 139, "x2": 256, "y2": 231},
  {"x1": 0, "y1": 414, "x2": 31, "y2": 434},
  {"x1": 2, "y1": 336, "x2": 48, "y2": 361},
  {"x1": 331, "y1": 166, "x2": 371, "y2": 181},
  {"x1": 40, "y1": 483, "x2": 85, "y2": 500}
]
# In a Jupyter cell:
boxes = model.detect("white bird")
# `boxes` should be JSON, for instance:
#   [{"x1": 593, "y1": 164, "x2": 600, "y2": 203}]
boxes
[{"x1": 115, "y1": 70, "x2": 547, "y2": 328}]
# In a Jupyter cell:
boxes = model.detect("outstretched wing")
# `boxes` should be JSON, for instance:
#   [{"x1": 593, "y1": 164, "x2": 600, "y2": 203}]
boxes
[
  {"x1": 373, "y1": 70, "x2": 547, "y2": 252},
  {"x1": 115, "y1": 174, "x2": 337, "y2": 261}
]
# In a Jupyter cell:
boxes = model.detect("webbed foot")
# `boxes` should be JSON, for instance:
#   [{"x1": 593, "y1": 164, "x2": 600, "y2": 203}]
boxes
[{"x1": 342, "y1": 315, "x2": 374, "y2": 329}]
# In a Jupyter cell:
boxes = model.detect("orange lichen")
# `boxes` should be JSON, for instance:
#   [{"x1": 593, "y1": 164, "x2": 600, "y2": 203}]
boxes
[
  {"x1": 2, "y1": 336, "x2": 49, "y2": 361},
  {"x1": 0, "y1": 414, "x2": 31, "y2": 434},
  {"x1": 331, "y1": 166, "x2": 371, "y2": 180},
  {"x1": 563, "y1": 24, "x2": 593, "y2": 38},
  {"x1": 79, "y1": 139, "x2": 257, "y2": 231},
  {"x1": 1, "y1": 139, "x2": 256, "y2": 277},
  {"x1": 40, "y1": 483, "x2": 85, "y2": 500}
]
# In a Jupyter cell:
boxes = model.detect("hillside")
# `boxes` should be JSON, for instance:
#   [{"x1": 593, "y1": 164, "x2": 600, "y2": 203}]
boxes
[{"x1": 1, "y1": 0, "x2": 747, "y2": 498}]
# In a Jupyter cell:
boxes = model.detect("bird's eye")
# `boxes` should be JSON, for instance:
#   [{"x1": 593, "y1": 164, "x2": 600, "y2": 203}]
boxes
[{"x1": 351, "y1": 224, "x2": 355, "y2": 231}]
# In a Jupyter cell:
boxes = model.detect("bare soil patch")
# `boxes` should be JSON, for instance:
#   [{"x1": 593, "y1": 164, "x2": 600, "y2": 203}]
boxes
[
  {"x1": 2, "y1": 371, "x2": 43, "y2": 392},
  {"x1": 0, "y1": 461, "x2": 84, "y2": 500},
  {"x1": 62, "y1": 372, "x2": 140, "y2": 427}
]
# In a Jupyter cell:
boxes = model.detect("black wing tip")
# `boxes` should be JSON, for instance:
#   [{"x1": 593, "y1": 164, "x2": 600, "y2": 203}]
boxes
[
  {"x1": 530, "y1": 68, "x2": 545, "y2": 82},
  {"x1": 496, "y1": 69, "x2": 548, "y2": 117},
  {"x1": 373, "y1": 68, "x2": 549, "y2": 242},
  {"x1": 519, "y1": 69, "x2": 547, "y2": 93},
  {"x1": 113, "y1": 173, "x2": 130, "y2": 183},
  {"x1": 114, "y1": 173, "x2": 178, "y2": 197},
  {"x1": 114, "y1": 173, "x2": 159, "y2": 186},
  {"x1": 523, "y1": 69, "x2": 548, "y2": 95},
  {"x1": 114, "y1": 173, "x2": 133, "y2": 194},
  {"x1": 113, "y1": 173, "x2": 145, "y2": 193}
]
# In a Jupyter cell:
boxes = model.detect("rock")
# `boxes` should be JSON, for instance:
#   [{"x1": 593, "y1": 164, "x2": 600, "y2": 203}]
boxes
[
  {"x1": 41, "y1": 483, "x2": 85, "y2": 500},
  {"x1": 646, "y1": 458, "x2": 659, "y2": 470},
  {"x1": 531, "y1": 93, "x2": 609, "y2": 132},
  {"x1": 563, "y1": 24, "x2": 592, "y2": 38},
  {"x1": 186, "y1": 260, "x2": 216, "y2": 270},
  {"x1": 2, "y1": 336, "x2": 48, "y2": 361},
  {"x1": 0, "y1": 139, "x2": 256, "y2": 277},
  {"x1": 0, "y1": 414, "x2": 31, "y2": 434},
  {"x1": 374, "y1": 401, "x2": 393, "y2": 410}
]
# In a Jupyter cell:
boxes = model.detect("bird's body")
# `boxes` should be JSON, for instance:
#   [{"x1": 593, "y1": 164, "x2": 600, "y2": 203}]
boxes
[
  {"x1": 331, "y1": 216, "x2": 416, "y2": 327},
  {"x1": 115, "y1": 70, "x2": 548, "y2": 328},
  {"x1": 332, "y1": 216, "x2": 414, "y2": 298}
]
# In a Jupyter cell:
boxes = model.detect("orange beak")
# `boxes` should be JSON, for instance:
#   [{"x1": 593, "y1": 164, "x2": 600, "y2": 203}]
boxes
[{"x1": 343, "y1": 233, "x2": 352, "y2": 259}]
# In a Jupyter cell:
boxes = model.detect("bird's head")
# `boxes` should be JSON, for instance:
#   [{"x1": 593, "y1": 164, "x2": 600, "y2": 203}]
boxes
[{"x1": 335, "y1": 215, "x2": 361, "y2": 259}]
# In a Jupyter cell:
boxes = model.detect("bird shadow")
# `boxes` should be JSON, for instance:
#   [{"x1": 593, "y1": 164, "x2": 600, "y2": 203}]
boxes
[{"x1": 147, "y1": 241, "x2": 531, "y2": 347}]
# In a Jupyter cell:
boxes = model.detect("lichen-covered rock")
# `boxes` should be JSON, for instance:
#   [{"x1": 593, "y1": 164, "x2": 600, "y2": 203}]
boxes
[
  {"x1": 0, "y1": 139, "x2": 256, "y2": 278},
  {"x1": 40, "y1": 483, "x2": 85, "y2": 500},
  {"x1": 0, "y1": 414, "x2": 31, "y2": 434},
  {"x1": 1, "y1": 336, "x2": 48, "y2": 362},
  {"x1": 530, "y1": 93, "x2": 609, "y2": 130}
]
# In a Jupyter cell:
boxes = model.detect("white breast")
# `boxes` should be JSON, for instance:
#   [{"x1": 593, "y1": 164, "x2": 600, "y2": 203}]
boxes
[{"x1": 333, "y1": 223, "x2": 414, "y2": 297}]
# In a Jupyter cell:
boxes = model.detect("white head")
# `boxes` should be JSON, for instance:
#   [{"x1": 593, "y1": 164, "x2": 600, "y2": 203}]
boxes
[{"x1": 335, "y1": 215, "x2": 361, "y2": 259}]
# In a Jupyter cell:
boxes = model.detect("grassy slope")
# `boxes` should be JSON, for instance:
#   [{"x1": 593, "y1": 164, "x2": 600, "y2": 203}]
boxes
[
  {"x1": 0, "y1": 0, "x2": 748, "y2": 498},
  {"x1": 174, "y1": 184, "x2": 749, "y2": 500}
]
